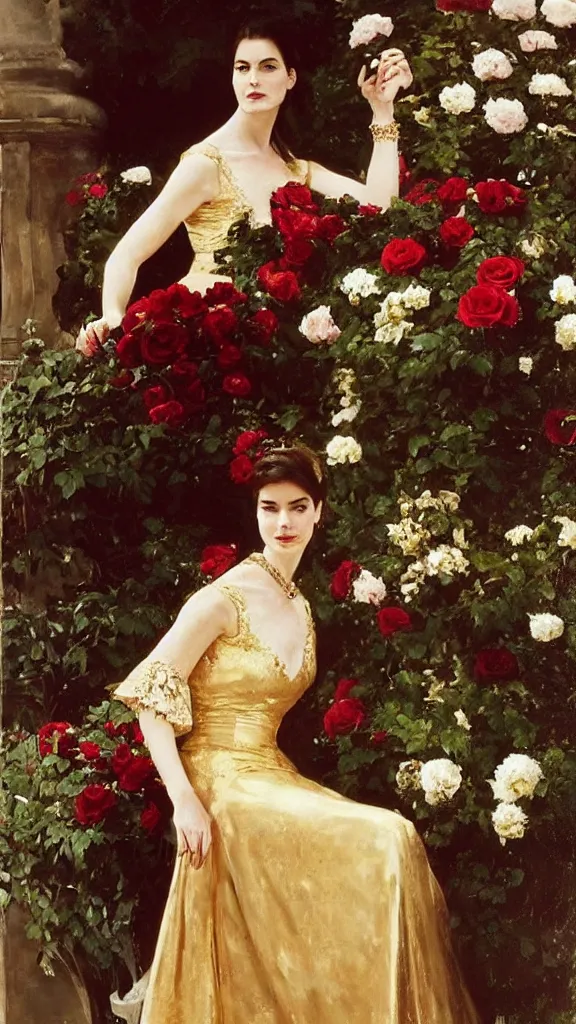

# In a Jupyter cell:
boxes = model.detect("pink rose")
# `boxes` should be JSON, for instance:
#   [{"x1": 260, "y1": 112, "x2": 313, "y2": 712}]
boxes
[
  {"x1": 518, "y1": 29, "x2": 558, "y2": 50},
  {"x1": 492, "y1": 0, "x2": 536, "y2": 17},
  {"x1": 349, "y1": 14, "x2": 394, "y2": 48},
  {"x1": 540, "y1": 0, "x2": 576, "y2": 26},
  {"x1": 484, "y1": 97, "x2": 528, "y2": 135},
  {"x1": 472, "y1": 48, "x2": 514, "y2": 82},
  {"x1": 299, "y1": 305, "x2": 341, "y2": 345}
]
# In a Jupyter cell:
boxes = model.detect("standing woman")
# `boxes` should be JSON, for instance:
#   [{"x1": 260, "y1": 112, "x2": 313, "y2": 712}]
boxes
[
  {"x1": 113, "y1": 445, "x2": 480, "y2": 1024},
  {"x1": 76, "y1": 17, "x2": 413, "y2": 350}
]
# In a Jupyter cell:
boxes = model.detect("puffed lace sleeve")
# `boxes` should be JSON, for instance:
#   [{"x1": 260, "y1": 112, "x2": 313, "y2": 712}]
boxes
[{"x1": 113, "y1": 659, "x2": 193, "y2": 737}]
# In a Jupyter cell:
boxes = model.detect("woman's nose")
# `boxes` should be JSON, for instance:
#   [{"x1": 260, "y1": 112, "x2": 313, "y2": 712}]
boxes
[
  {"x1": 249, "y1": 66, "x2": 259, "y2": 85},
  {"x1": 278, "y1": 510, "x2": 292, "y2": 529}
]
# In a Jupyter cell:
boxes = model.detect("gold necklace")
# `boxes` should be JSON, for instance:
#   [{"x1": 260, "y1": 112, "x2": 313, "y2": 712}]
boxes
[{"x1": 246, "y1": 552, "x2": 299, "y2": 600}]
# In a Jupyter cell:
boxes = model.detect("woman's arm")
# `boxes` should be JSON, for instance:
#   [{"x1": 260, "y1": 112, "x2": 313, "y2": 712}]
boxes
[
  {"x1": 115, "y1": 585, "x2": 235, "y2": 869},
  {"x1": 308, "y1": 48, "x2": 413, "y2": 210},
  {"x1": 78, "y1": 152, "x2": 220, "y2": 345}
]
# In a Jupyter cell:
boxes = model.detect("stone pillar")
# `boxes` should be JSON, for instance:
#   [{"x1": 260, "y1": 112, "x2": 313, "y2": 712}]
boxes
[{"x1": 0, "y1": 0, "x2": 106, "y2": 364}]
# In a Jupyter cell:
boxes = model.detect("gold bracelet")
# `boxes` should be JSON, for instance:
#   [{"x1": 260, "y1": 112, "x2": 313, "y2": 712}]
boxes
[{"x1": 370, "y1": 121, "x2": 400, "y2": 143}]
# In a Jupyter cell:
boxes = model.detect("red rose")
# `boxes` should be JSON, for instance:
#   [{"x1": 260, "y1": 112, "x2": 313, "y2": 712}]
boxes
[
  {"x1": 217, "y1": 343, "x2": 243, "y2": 369},
  {"x1": 132, "y1": 723, "x2": 145, "y2": 745},
  {"x1": 403, "y1": 179, "x2": 440, "y2": 206},
  {"x1": 437, "y1": 177, "x2": 470, "y2": 204},
  {"x1": 74, "y1": 784, "x2": 117, "y2": 826},
  {"x1": 229, "y1": 454, "x2": 255, "y2": 484},
  {"x1": 76, "y1": 171, "x2": 101, "y2": 185},
  {"x1": 143, "y1": 384, "x2": 170, "y2": 411},
  {"x1": 358, "y1": 203, "x2": 382, "y2": 216},
  {"x1": 166, "y1": 283, "x2": 207, "y2": 319},
  {"x1": 381, "y1": 238, "x2": 427, "y2": 276},
  {"x1": 457, "y1": 285, "x2": 520, "y2": 328},
  {"x1": 203, "y1": 307, "x2": 238, "y2": 345},
  {"x1": 436, "y1": 0, "x2": 492, "y2": 9},
  {"x1": 334, "y1": 678, "x2": 358, "y2": 700},
  {"x1": 169, "y1": 361, "x2": 205, "y2": 409},
  {"x1": 148, "y1": 400, "x2": 187, "y2": 428},
  {"x1": 122, "y1": 297, "x2": 150, "y2": 333},
  {"x1": 474, "y1": 648, "x2": 519, "y2": 682},
  {"x1": 104, "y1": 721, "x2": 130, "y2": 738},
  {"x1": 323, "y1": 698, "x2": 366, "y2": 739},
  {"x1": 475, "y1": 180, "x2": 526, "y2": 215},
  {"x1": 317, "y1": 214, "x2": 346, "y2": 243},
  {"x1": 439, "y1": 217, "x2": 475, "y2": 248},
  {"x1": 204, "y1": 282, "x2": 247, "y2": 306},
  {"x1": 79, "y1": 741, "x2": 102, "y2": 760},
  {"x1": 257, "y1": 262, "x2": 301, "y2": 303},
  {"x1": 247, "y1": 308, "x2": 278, "y2": 345},
  {"x1": 272, "y1": 208, "x2": 320, "y2": 242},
  {"x1": 377, "y1": 607, "x2": 412, "y2": 637},
  {"x1": 271, "y1": 183, "x2": 318, "y2": 211},
  {"x1": 65, "y1": 189, "x2": 84, "y2": 207},
  {"x1": 115, "y1": 333, "x2": 142, "y2": 369},
  {"x1": 109, "y1": 370, "x2": 134, "y2": 389},
  {"x1": 371, "y1": 730, "x2": 388, "y2": 744},
  {"x1": 140, "y1": 323, "x2": 188, "y2": 367},
  {"x1": 543, "y1": 409, "x2": 576, "y2": 446},
  {"x1": 111, "y1": 742, "x2": 134, "y2": 777},
  {"x1": 279, "y1": 238, "x2": 315, "y2": 269},
  {"x1": 233, "y1": 429, "x2": 268, "y2": 455},
  {"x1": 223, "y1": 373, "x2": 251, "y2": 397},
  {"x1": 330, "y1": 560, "x2": 361, "y2": 601},
  {"x1": 476, "y1": 256, "x2": 525, "y2": 289},
  {"x1": 200, "y1": 543, "x2": 238, "y2": 578},
  {"x1": 38, "y1": 721, "x2": 76, "y2": 758},
  {"x1": 144, "y1": 288, "x2": 177, "y2": 324},
  {"x1": 118, "y1": 755, "x2": 155, "y2": 792},
  {"x1": 141, "y1": 802, "x2": 162, "y2": 833},
  {"x1": 399, "y1": 153, "x2": 411, "y2": 192},
  {"x1": 88, "y1": 183, "x2": 108, "y2": 199}
]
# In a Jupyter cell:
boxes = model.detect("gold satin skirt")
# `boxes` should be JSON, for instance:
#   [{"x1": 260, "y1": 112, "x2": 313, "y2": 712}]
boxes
[{"x1": 140, "y1": 744, "x2": 480, "y2": 1024}]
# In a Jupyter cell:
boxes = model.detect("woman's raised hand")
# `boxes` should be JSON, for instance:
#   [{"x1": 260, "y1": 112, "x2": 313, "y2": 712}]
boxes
[
  {"x1": 173, "y1": 789, "x2": 213, "y2": 871},
  {"x1": 75, "y1": 316, "x2": 112, "y2": 357},
  {"x1": 358, "y1": 48, "x2": 413, "y2": 114}
]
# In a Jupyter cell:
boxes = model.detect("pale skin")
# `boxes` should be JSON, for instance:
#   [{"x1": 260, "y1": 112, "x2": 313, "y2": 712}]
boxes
[
  {"x1": 137, "y1": 479, "x2": 322, "y2": 871},
  {"x1": 77, "y1": 36, "x2": 412, "y2": 349}
]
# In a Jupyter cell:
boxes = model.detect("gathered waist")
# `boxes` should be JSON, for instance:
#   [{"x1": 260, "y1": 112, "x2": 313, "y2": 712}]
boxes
[{"x1": 180, "y1": 709, "x2": 282, "y2": 754}]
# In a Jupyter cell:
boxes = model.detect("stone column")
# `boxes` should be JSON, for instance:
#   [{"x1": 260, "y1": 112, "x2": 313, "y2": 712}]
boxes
[{"x1": 0, "y1": 0, "x2": 106, "y2": 364}]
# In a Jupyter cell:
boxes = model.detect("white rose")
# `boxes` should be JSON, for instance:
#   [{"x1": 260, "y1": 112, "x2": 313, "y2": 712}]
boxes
[
  {"x1": 326, "y1": 435, "x2": 363, "y2": 466},
  {"x1": 553, "y1": 515, "x2": 576, "y2": 548},
  {"x1": 396, "y1": 759, "x2": 423, "y2": 792},
  {"x1": 528, "y1": 612, "x2": 565, "y2": 642},
  {"x1": 492, "y1": 802, "x2": 529, "y2": 845},
  {"x1": 402, "y1": 283, "x2": 432, "y2": 310},
  {"x1": 493, "y1": 0, "x2": 537, "y2": 17},
  {"x1": 472, "y1": 48, "x2": 514, "y2": 82},
  {"x1": 551, "y1": 276, "x2": 576, "y2": 305},
  {"x1": 424, "y1": 545, "x2": 470, "y2": 577},
  {"x1": 374, "y1": 321, "x2": 412, "y2": 346},
  {"x1": 439, "y1": 82, "x2": 477, "y2": 115},
  {"x1": 454, "y1": 709, "x2": 471, "y2": 731},
  {"x1": 555, "y1": 313, "x2": 576, "y2": 351},
  {"x1": 518, "y1": 356, "x2": 533, "y2": 374},
  {"x1": 375, "y1": 292, "x2": 406, "y2": 324},
  {"x1": 331, "y1": 403, "x2": 361, "y2": 427},
  {"x1": 414, "y1": 107, "x2": 432, "y2": 125},
  {"x1": 438, "y1": 490, "x2": 461, "y2": 511},
  {"x1": 541, "y1": 0, "x2": 576, "y2": 27},
  {"x1": 529, "y1": 73, "x2": 572, "y2": 96},
  {"x1": 299, "y1": 305, "x2": 341, "y2": 345},
  {"x1": 504, "y1": 525, "x2": 534, "y2": 545},
  {"x1": 420, "y1": 758, "x2": 463, "y2": 805},
  {"x1": 484, "y1": 97, "x2": 528, "y2": 134},
  {"x1": 520, "y1": 233, "x2": 547, "y2": 258},
  {"x1": 352, "y1": 569, "x2": 387, "y2": 605},
  {"x1": 489, "y1": 753, "x2": 543, "y2": 803},
  {"x1": 120, "y1": 165, "x2": 152, "y2": 185},
  {"x1": 340, "y1": 268, "x2": 381, "y2": 302},
  {"x1": 349, "y1": 13, "x2": 394, "y2": 48},
  {"x1": 518, "y1": 29, "x2": 559, "y2": 49}
]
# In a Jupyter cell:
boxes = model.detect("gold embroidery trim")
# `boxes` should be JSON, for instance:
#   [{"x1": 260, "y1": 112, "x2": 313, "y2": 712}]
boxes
[{"x1": 113, "y1": 659, "x2": 193, "y2": 736}]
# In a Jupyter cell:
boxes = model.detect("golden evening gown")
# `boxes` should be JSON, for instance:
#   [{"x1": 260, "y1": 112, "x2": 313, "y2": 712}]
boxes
[{"x1": 115, "y1": 584, "x2": 480, "y2": 1024}]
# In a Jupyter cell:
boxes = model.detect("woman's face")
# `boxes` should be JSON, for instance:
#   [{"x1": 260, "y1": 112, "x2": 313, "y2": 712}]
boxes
[
  {"x1": 233, "y1": 37, "x2": 296, "y2": 116},
  {"x1": 257, "y1": 480, "x2": 321, "y2": 558}
]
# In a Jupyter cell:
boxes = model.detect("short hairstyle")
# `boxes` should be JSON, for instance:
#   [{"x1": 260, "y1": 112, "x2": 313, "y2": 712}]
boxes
[{"x1": 251, "y1": 445, "x2": 326, "y2": 507}]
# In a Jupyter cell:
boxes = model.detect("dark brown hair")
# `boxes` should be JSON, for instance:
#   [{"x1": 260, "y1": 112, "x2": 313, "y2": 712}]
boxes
[
  {"x1": 233, "y1": 17, "x2": 299, "y2": 165},
  {"x1": 251, "y1": 445, "x2": 326, "y2": 506}
]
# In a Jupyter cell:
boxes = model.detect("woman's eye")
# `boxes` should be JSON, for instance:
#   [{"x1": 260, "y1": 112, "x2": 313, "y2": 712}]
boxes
[{"x1": 264, "y1": 64, "x2": 277, "y2": 71}]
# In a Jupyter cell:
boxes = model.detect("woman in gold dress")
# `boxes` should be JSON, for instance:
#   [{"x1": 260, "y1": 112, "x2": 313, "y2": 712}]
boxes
[
  {"x1": 76, "y1": 16, "x2": 413, "y2": 350},
  {"x1": 114, "y1": 445, "x2": 479, "y2": 1024}
]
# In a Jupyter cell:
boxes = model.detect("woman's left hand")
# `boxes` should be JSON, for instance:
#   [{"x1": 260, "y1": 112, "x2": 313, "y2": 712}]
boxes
[{"x1": 358, "y1": 48, "x2": 413, "y2": 114}]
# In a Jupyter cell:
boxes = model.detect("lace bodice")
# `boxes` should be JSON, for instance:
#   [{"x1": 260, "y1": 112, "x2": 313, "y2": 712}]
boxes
[{"x1": 180, "y1": 142, "x2": 311, "y2": 273}]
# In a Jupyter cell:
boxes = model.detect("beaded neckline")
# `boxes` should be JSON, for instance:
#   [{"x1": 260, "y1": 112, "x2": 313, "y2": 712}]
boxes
[{"x1": 246, "y1": 552, "x2": 299, "y2": 600}]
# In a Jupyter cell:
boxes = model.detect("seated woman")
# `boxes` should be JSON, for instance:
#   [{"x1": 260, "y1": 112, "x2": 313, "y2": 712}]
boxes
[
  {"x1": 76, "y1": 16, "x2": 413, "y2": 351},
  {"x1": 113, "y1": 444, "x2": 480, "y2": 1024}
]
